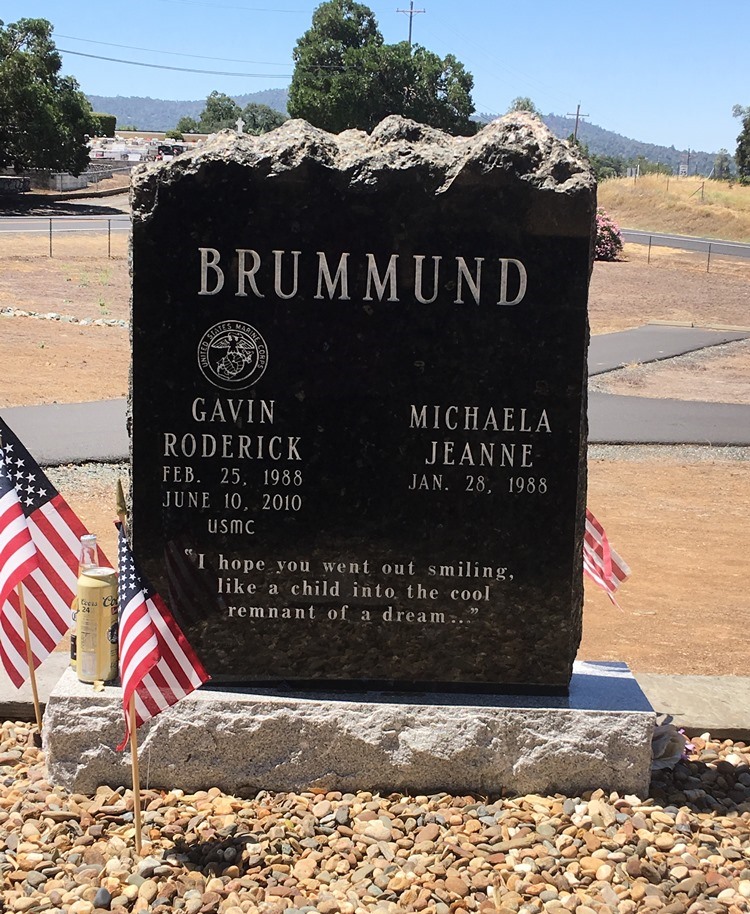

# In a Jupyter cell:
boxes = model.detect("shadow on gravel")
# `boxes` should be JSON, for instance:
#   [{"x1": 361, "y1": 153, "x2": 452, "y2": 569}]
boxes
[
  {"x1": 650, "y1": 757, "x2": 750, "y2": 815},
  {"x1": 170, "y1": 829, "x2": 266, "y2": 876},
  {"x1": 0, "y1": 194, "x2": 128, "y2": 217}
]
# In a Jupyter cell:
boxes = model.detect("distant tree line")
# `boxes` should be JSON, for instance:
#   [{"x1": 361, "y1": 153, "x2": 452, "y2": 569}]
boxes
[{"x1": 571, "y1": 143, "x2": 739, "y2": 183}]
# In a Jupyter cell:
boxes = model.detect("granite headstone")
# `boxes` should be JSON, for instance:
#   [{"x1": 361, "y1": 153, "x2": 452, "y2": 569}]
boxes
[{"x1": 130, "y1": 113, "x2": 595, "y2": 691}]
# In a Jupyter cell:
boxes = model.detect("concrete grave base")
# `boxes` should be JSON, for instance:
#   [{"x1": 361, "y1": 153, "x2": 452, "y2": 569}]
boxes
[{"x1": 44, "y1": 661, "x2": 655, "y2": 797}]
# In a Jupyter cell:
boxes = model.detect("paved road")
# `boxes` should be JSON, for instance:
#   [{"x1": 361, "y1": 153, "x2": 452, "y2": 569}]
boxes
[
  {"x1": 589, "y1": 393, "x2": 750, "y2": 445},
  {"x1": 0, "y1": 214, "x2": 130, "y2": 234},
  {"x1": 622, "y1": 229, "x2": 750, "y2": 259}
]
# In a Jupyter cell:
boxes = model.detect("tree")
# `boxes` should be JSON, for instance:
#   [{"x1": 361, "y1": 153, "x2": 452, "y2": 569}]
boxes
[
  {"x1": 176, "y1": 115, "x2": 199, "y2": 135},
  {"x1": 288, "y1": 0, "x2": 475, "y2": 135},
  {"x1": 241, "y1": 102, "x2": 287, "y2": 134},
  {"x1": 198, "y1": 91, "x2": 241, "y2": 132},
  {"x1": 507, "y1": 96, "x2": 540, "y2": 116},
  {"x1": 713, "y1": 148, "x2": 732, "y2": 180},
  {"x1": 288, "y1": 0, "x2": 381, "y2": 132},
  {"x1": 0, "y1": 18, "x2": 97, "y2": 175},
  {"x1": 733, "y1": 105, "x2": 750, "y2": 182}
]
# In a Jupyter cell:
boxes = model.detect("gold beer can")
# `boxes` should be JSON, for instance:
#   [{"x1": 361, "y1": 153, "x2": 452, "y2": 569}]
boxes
[{"x1": 76, "y1": 566, "x2": 118, "y2": 683}]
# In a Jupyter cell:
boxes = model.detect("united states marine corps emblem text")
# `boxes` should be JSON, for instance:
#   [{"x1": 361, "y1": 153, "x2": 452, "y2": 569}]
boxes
[{"x1": 197, "y1": 320, "x2": 268, "y2": 390}]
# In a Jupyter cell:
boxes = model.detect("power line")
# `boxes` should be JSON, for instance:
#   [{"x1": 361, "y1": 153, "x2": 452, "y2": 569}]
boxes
[
  {"x1": 57, "y1": 49, "x2": 292, "y2": 78},
  {"x1": 157, "y1": 0, "x2": 306, "y2": 11},
  {"x1": 53, "y1": 34, "x2": 290, "y2": 67}
]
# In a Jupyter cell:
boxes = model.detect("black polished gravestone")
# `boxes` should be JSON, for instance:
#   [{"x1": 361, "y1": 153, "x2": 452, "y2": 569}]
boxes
[{"x1": 130, "y1": 114, "x2": 596, "y2": 692}]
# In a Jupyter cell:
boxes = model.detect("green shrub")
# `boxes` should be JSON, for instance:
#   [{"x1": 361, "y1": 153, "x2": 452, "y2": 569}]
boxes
[
  {"x1": 92, "y1": 112, "x2": 116, "y2": 137},
  {"x1": 595, "y1": 208, "x2": 623, "y2": 261}
]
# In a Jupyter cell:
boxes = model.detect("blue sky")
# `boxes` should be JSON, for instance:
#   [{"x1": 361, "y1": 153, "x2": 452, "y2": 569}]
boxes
[{"x1": 4, "y1": 0, "x2": 747, "y2": 153}]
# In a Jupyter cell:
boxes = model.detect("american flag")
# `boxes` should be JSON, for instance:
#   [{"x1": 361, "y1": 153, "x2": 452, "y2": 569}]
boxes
[
  {"x1": 0, "y1": 417, "x2": 106, "y2": 688},
  {"x1": 0, "y1": 450, "x2": 39, "y2": 618},
  {"x1": 117, "y1": 523, "x2": 209, "y2": 751},
  {"x1": 583, "y1": 507, "x2": 631, "y2": 603}
]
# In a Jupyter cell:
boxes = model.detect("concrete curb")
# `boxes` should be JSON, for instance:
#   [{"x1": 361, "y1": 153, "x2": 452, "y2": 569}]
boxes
[{"x1": 47, "y1": 185, "x2": 131, "y2": 202}]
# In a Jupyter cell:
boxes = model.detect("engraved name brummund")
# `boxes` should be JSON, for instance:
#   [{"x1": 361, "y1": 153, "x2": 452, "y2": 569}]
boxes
[{"x1": 130, "y1": 113, "x2": 596, "y2": 691}]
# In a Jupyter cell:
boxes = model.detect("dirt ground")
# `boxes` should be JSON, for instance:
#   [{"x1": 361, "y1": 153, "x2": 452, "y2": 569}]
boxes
[
  {"x1": 2, "y1": 235, "x2": 749, "y2": 675},
  {"x1": 591, "y1": 338, "x2": 750, "y2": 403}
]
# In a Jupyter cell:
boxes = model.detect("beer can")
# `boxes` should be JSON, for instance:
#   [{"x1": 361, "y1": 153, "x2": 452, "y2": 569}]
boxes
[
  {"x1": 72, "y1": 534, "x2": 100, "y2": 668},
  {"x1": 76, "y1": 566, "x2": 119, "y2": 683}
]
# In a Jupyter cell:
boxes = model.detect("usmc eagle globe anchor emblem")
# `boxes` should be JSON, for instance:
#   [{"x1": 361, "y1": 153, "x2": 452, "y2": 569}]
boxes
[{"x1": 197, "y1": 320, "x2": 269, "y2": 391}]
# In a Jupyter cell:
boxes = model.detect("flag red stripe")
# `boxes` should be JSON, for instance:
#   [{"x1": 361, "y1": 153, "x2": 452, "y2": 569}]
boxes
[
  {"x1": 117, "y1": 525, "x2": 209, "y2": 751},
  {"x1": 583, "y1": 508, "x2": 630, "y2": 604},
  {"x1": 0, "y1": 489, "x2": 38, "y2": 609}
]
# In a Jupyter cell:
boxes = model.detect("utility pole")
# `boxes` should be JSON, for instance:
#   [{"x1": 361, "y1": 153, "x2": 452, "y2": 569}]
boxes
[
  {"x1": 566, "y1": 103, "x2": 589, "y2": 142},
  {"x1": 396, "y1": 0, "x2": 426, "y2": 48}
]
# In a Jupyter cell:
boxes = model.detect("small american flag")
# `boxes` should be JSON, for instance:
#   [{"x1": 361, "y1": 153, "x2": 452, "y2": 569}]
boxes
[
  {"x1": 117, "y1": 523, "x2": 209, "y2": 751},
  {"x1": 0, "y1": 450, "x2": 39, "y2": 616},
  {"x1": 584, "y1": 507, "x2": 631, "y2": 603},
  {"x1": 0, "y1": 417, "x2": 106, "y2": 687}
]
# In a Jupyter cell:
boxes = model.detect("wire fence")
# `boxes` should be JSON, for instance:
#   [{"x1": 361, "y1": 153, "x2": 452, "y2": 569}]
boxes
[
  {"x1": 621, "y1": 230, "x2": 750, "y2": 274},
  {"x1": 0, "y1": 218, "x2": 130, "y2": 259}
]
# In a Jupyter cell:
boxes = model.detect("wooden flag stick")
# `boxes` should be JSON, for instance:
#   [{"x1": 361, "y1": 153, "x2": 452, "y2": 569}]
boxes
[
  {"x1": 129, "y1": 696, "x2": 143, "y2": 854},
  {"x1": 116, "y1": 478, "x2": 128, "y2": 535},
  {"x1": 17, "y1": 583, "x2": 43, "y2": 732}
]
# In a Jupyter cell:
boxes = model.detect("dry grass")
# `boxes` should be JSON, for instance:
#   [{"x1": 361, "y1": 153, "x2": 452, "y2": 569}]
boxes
[
  {"x1": 623, "y1": 241, "x2": 750, "y2": 281},
  {"x1": 0, "y1": 233, "x2": 130, "y2": 322},
  {"x1": 29, "y1": 173, "x2": 131, "y2": 197},
  {"x1": 590, "y1": 338, "x2": 750, "y2": 403},
  {"x1": 0, "y1": 228, "x2": 128, "y2": 264},
  {"x1": 599, "y1": 174, "x2": 750, "y2": 242}
]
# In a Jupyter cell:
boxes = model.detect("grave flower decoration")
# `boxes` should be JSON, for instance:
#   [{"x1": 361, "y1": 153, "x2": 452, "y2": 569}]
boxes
[{"x1": 652, "y1": 722, "x2": 689, "y2": 770}]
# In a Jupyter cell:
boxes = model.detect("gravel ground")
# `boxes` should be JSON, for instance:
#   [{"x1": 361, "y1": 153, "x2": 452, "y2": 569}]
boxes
[
  {"x1": 2, "y1": 721, "x2": 750, "y2": 914},
  {"x1": 588, "y1": 445, "x2": 750, "y2": 464},
  {"x1": 46, "y1": 464, "x2": 129, "y2": 491}
]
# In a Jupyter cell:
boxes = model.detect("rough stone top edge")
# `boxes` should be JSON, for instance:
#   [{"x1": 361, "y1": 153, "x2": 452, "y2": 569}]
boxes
[{"x1": 130, "y1": 113, "x2": 595, "y2": 218}]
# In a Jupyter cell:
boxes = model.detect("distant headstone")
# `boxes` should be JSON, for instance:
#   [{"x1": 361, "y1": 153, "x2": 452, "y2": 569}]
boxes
[
  {"x1": 235, "y1": 117, "x2": 245, "y2": 135},
  {"x1": 130, "y1": 114, "x2": 595, "y2": 692}
]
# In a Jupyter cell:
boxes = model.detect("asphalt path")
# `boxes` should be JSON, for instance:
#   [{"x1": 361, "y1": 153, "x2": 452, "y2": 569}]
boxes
[
  {"x1": 1, "y1": 399, "x2": 129, "y2": 464},
  {"x1": 589, "y1": 324, "x2": 750, "y2": 375},
  {"x1": 588, "y1": 393, "x2": 750, "y2": 445},
  {"x1": 3, "y1": 323, "x2": 750, "y2": 463}
]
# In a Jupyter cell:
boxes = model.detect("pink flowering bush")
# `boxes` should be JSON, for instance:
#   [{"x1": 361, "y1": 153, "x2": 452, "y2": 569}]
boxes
[{"x1": 595, "y1": 207, "x2": 623, "y2": 261}]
